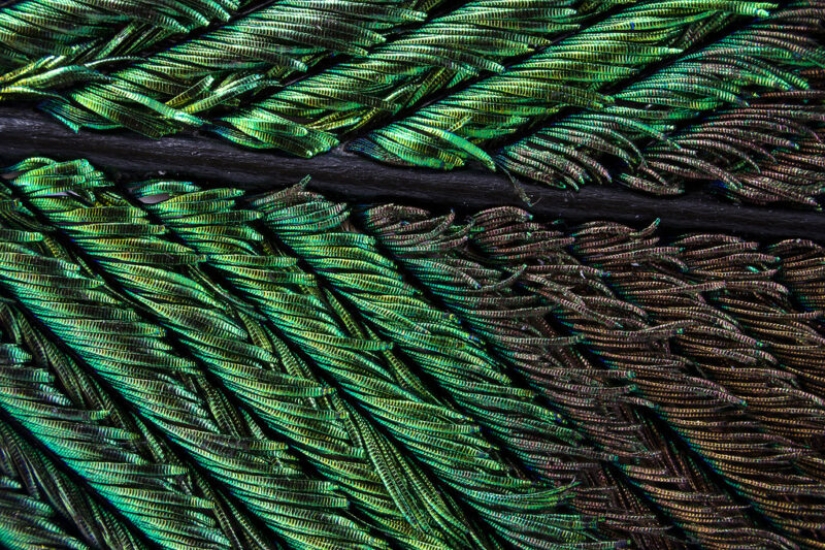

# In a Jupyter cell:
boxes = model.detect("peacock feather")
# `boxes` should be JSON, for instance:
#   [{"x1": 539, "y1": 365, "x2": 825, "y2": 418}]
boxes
[{"x1": 2, "y1": 1, "x2": 825, "y2": 548}]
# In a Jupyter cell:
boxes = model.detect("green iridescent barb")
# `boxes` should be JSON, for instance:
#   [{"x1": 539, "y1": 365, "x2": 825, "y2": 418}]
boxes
[
  {"x1": 132, "y1": 184, "x2": 500, "y2": 550},
  {"x1": 2, "y1": 0, "x2": 825, "y2": 206},
  {"x1": 1, "y1": 157, "x2": 825, "y2": 549},
  {"x1": 0, "y1": 331, "x2": 153, "y2": 550},
  {"x1": 0, "y1": 0, "x2": 241, "y2": 68}
]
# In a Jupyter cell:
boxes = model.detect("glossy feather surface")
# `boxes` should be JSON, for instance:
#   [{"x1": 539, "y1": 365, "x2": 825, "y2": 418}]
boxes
[{"x1": 0, "y1": 157, "x2": 824, "y2": 548}]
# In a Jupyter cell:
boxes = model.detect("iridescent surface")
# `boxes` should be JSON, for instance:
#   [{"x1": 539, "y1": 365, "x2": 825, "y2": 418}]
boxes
[
  {"x1": 0, "y1": 157, "x2": 825, "y2": 549},
  {"x1": 1, "y1": 0, "x2": 823, "y2": 205}
]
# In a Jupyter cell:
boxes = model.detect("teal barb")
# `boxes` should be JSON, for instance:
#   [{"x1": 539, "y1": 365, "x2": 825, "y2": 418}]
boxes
[
  {"x1": 1, "y1": 0, "x2": 825, "y2": 205},
  {"x1": 0, "y1": 157, "x2": 825, "y2": 549}
]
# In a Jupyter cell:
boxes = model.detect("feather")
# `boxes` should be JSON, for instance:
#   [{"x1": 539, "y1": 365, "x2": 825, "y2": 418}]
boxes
[{"x1": 3, "y1": 155, "x2": 825, "y2": 546}]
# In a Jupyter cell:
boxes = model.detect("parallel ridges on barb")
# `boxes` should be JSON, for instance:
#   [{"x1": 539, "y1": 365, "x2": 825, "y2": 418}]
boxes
[
  {"x1": 457, "y1": 207, "x2": 780, "y2": 548},
  {"x1": 674, "y1": 233, "x2": 825, "y2": 447},
  {"x1": 571, "y1": 221, "x2": 825, "y2": 549},
  {"x1": 772, "y1": 239, "x2": 825, "y2": 321},
  {"x1": 0, "y1": 0, "x2": 241, "y2": 63},
  {"x1": 42, "y1": 0, "x2": 429, "y2": 145},
  {"x1": 0, "y1": 0, "x2": 246, "y2": 102},
  {"x1": 0, "y1": 342, "x2": 143, "y2": 550},
  {"x1": 0, "y1": 239, "x2": 235, "y2": 548},
  {"x1": 220, "y1": 0, "x2": 591, "y2": 151}
]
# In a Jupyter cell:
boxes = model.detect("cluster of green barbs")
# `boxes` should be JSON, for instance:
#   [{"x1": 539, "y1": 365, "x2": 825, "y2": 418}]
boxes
[
  {"x1": 5, "y1": 0, "x2": 823, "y2": 202},
  {"x1": 0, "y1": 0, "x2": 581, "y2": 153},
  {"x1": 0, "y1": 156, "x2": 609, "y2": 550}
]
